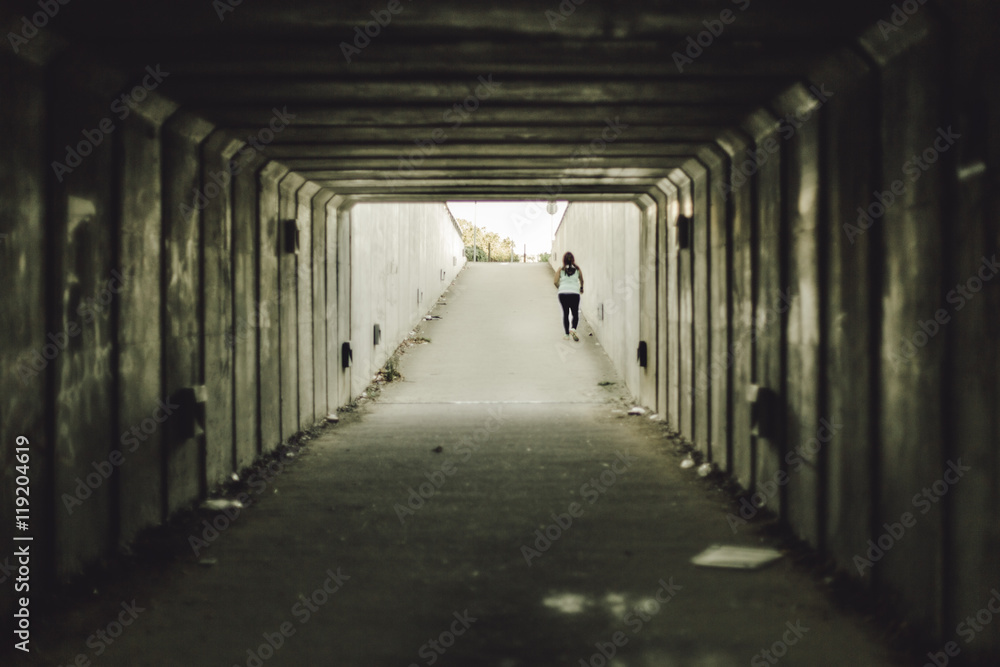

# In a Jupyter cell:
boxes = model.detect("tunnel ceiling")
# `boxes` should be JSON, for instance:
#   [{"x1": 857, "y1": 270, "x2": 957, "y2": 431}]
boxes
[{"x1": 33, "y1": 0, "x2": 884, "y2": 201}]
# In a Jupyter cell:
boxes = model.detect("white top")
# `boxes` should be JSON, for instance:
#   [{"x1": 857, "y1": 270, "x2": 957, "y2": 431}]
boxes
[{"x1": 557, "y1": 267, "x2": 582, "y2": 294}]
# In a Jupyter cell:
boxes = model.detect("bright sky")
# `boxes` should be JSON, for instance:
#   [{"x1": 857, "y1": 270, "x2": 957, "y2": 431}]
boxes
[{"x1": 446, "y1": 201, "x2": 568, "y2": 257}]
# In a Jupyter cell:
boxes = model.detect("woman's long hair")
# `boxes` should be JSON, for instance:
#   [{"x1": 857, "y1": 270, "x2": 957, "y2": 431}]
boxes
[{"x1": 562, "y1": 251, "x2": 577, "y2": 276}]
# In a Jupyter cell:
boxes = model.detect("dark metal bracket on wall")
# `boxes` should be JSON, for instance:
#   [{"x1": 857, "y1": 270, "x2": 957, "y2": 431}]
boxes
[
  {"x1": 341, "y1": 341, "x2": 353, "y2": 369},
  {"x1": 282, "y1": 219, "x2": 299, "y2": 255},
  {"x1": 675, "y1": 215, "x2": 692, "y2": 250},
  {"x1": 747, "y1": 384, "x2": 780, "y2": 439},
  {"x1": 172, "y1": 385, "x2": 207, "y2": 440}
]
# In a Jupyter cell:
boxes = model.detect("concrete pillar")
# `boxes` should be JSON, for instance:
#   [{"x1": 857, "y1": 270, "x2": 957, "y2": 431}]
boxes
[
  {"x1": 741, "y1": 108, "x2": 787, "y2": 519},
  {"x1": 311, "y1": 189, "x2": 337, "y2": 421},
  {"x1": 715, "y1": 128, "x2": 755, "y2": 492},
  {"x1": 636, "y1": 194, "x2": 659, "y2": 412},
  {"x1": 162, "y1": 111, "x2": 215, "y2": 514},
  {"x1": 647, "y1": 181, "x2": 676, "y2": 422},
  {"x1": 201, "y1": 132, "x2": 243, "y2": 490},
  {"x1": 701, "y1": 145, "x2": 732, "y2": 472},
  {"x1": 232, "y1": 149, "x2": 268, "y2": 468},
  {"x1": 116, "y1": 92, "x2": 176, "y2": 544},
  {"x1": 809, "y1": 47, "x2": 879, "y2": 581},
  {"x1": 654, "y1": 179, "x2": 682, "y2": 432},
  {"x1": 336, "y1": 201, "x2": 354, "y2": 406},
  {"x1": 773, "y1": 84, "x2": 825, "y2": 549},
  {"x1": 323, "y1": 195, "x2": 347, "y2": 413},
  {"x1": 277, "y1": 172, "x2": 306, "y2": 441},
  {"x1": 296, "y1": 181, "x2": 321, "y2": 428},
  {"x1": 257, "y1": 162, "x2": 290, "y2": 453},
  {"x1": 688, "y1": 159, "x2": 711, "y2": 458},
  {"x1": 861, "y1": 13, "x2": 947, "y2": 633},
  {"x1": 667, "y1": 169, "x2": 695, "y2": 443}
]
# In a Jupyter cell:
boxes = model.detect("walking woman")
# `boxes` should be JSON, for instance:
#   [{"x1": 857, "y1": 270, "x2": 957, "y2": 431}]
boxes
[{"x1": 554, "y1": 251, "x2": 584, "y2": 340}]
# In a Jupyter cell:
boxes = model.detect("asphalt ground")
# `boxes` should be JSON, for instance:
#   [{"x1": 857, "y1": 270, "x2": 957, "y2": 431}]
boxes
[{"x1": 17, "y1": 263, "x2": 913, "y2": 667}]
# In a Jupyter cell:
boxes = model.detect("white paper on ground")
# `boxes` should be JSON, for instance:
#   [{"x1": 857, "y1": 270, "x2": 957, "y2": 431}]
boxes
[{"x1": 690, "y1": 545, "x2": 783, "y2": 570}]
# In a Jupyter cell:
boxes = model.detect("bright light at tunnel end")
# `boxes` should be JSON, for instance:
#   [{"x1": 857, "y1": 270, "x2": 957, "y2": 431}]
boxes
[{"x1": 446, "y1": 200, "x2": 569, "y2": 257}]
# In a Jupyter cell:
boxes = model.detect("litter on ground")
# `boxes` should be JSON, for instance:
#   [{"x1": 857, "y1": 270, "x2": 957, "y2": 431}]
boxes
[
  {"x1": 690, "y1": 545, "x2": 783, "y2": 570},
  {"x1": 202, "y1": 499, "x2": 244, "y2": 511}
]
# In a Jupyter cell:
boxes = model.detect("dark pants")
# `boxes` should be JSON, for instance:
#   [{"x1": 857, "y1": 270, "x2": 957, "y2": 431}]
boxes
[{"x1": 558, "y1": 293, "x2": 580, "y2": 334}]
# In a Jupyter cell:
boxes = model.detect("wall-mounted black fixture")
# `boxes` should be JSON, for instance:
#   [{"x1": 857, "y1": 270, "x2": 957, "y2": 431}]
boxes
[
  {"x1": 675, "y1": 215, "x2": 692, "y2": 250},
  {"x1": 341, "y1": 341, "x2": 353, "y2": 369},
  {"x1": 172, "y1": 385, "x2": 207, "y2": 440},
  {"x1": 598, "y1": 303, "x2": 605, "y2": 321},
  {"x1": 748, "y1": 384, "x2": 780, "y2": 439},
  {"x1": 440, "y1": 269, "x2": 446, "y2": 281},
  {"x1": 373, "y1": 323, "x2": 381, "y2": 346},
  {"x1": 637, "y1": 341, "x2": 648, "y2": 368},
  {"x1": 282, "y1": 219, "x2": 299, "y2": 254}
]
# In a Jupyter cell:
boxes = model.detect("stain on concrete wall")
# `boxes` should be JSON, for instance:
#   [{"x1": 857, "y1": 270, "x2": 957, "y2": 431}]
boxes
[
  {"x1": 0, "y1": 51, "x2": 48, "y2": 614},
  {"x1": 49, "y1": 56, "x2": 119, "y2": 576}
]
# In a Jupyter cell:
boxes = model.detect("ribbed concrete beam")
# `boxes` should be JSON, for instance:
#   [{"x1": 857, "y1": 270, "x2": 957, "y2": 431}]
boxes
[
  {"x1": 118, "y1": 41, "x2": 842, "y2": 79},
  {"x1": 259, "y1": 143, "x2": 708, "y2": 159},
  {"x1": 195, "y1": 106, "x2": 749, "y2": 127},
  {"x1": 241, "y1": 126, "x2": 727, "y2": 144},
  {"x1": 161, "y1": 79, "x2": 785, "y2": 107},
  {"x1": 16, "y1": 0, "x2": 894, "y2": 205},
  {"x1": 52, "y1": 0, "x2": 883, "y2": 41}
]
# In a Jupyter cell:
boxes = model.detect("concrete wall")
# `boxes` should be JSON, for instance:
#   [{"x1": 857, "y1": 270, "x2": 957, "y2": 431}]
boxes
[
  {"x1": 550, "y1": 201, "x2": 643, "y2": 400},
  {"x1": 0, "y1": 5, "x2": 997, "y2": 660},
  {"x1": 0, "y1": 45, "x2": 49, "y2": 623},
  {"x1": 348, "y1": 202, "x2": 466, "y2": 399},
  {"x1": 500, "y1": 9, "x2": 1000, "y2": 660},
  {"x1": 642, "y1": 11, "x2": 1000, "y2": 659},
  {"x1": 0, "y1": 41, "x2": 463, "y2": 597}
]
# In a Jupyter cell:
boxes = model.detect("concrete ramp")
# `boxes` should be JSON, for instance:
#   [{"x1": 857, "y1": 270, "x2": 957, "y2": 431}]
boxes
[{"x1": 383, "y1": 263, "x2": 620, "y2": 405}]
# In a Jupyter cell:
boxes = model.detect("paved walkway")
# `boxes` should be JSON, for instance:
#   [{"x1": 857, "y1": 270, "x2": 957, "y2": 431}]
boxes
[
  {"x1": 384, "y1": 262, "x2": 617, "y2": 404},
  {"x1": 24, "y1": 263, "x2": 910, "y2": 666}
]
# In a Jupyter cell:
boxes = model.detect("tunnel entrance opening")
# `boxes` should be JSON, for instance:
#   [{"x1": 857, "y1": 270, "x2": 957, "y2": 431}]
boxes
[
  {"x1": 347, "y1": 197, "x2": 651, "y2": 409},
  {"x1": 445, "y1": 200, "x2": 567, "y2": 264}
]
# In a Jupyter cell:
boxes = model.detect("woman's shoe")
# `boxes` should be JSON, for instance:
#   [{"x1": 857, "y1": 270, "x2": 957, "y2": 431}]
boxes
[{"x1": 570, "y1": 329, "x2": 579, "y2": 341}]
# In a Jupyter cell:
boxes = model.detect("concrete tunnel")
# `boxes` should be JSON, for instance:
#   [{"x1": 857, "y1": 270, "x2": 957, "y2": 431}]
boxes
[{"x1": 1, "y1": 0, "x2": 999, "y2": 663}]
